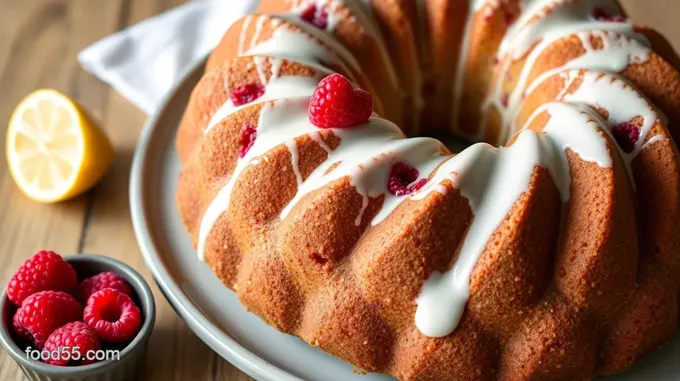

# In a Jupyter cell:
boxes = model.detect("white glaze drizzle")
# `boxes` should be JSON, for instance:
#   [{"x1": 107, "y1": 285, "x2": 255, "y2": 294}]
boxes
[
  {"x1": 246, "y1": 17, "x2": 353, "y2": 73},
  {"x1": 510, "y1": 69, "x2": 666, "y2": 189},
  {"x1": 642, "y1": 134, "x2": 666, "y2": 150},
  {"x1": 198, "y1": 97, "x2": 318, "y2": 260},
  {"x1": 480, "y1": 0, "x2": 650, "y2": 142},
  {"x1": 472, "y1": 0, "x2": 499, "y2": 12},
  {"x1": 253, "y1": 56, "x2": 269, "y2": 85},
  {"x1": 207, "y1": 13, "x2": 343, "y2": 131},
  {"x1": 238, "y1": 16, "x2": 253, "y2": 54},
  {"x1": 325, "y1": 0, "x2": 343, "y2": 31},
  {"x1": 557, "y1": 70, "x2": 660, "y2": 157},
  {"x1": 206, "y1": 75, "x2": 322, "y2": 133},
  {"x1": 198, "y1": 97, "x2": 444, "y2": 259},
  {"x1": 279, "y1": 130, "x2": 447, "y2": 226},
  {"x1": 286, "y1": 139, "x2": 304, "y2": 186},
  {"x1": 415, "y1": 102, "x2": 613, "y2": 337},
  {"x1": 249, "y1": 15, "x2": 269, "y2": 56},
  {"x1": 285, "y1": 0, "x2": 403, "y2": 102},
  {"x1": 197, "y1": 86, "x2": 666, "y2": 337},
  {"x1": 523, "y1": 30, "x2": 650, "y2": 112},
  {"x1": 275, "y1": 13, "x2": 362, "y2": 74}
]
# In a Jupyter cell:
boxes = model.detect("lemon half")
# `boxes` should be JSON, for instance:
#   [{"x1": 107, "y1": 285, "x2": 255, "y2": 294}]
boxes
[{"x1": 6, "y1": 89, "x2": 115, "y2": 203}]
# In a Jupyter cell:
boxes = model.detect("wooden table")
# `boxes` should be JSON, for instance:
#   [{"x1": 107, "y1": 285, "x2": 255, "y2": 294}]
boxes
[{"x1": 0, "y1": 1, "x2": 678, "y2": 380}]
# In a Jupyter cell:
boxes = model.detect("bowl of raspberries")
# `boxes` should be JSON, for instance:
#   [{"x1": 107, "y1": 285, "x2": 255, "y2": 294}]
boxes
[{"x1": 0, "y1": 251, "x2": 155, "y2": 381}]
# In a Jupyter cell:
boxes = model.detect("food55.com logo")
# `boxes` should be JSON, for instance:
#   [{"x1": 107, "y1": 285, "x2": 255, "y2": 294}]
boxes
[{"x1": 25, "y1": 346, "x2": 121, "y2": 363}]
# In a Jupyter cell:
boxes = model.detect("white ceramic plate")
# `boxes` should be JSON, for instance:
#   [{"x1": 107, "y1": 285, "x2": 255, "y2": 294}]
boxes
[{"x1": 130, "y1": 57, "x2": 680, "y2": 381}]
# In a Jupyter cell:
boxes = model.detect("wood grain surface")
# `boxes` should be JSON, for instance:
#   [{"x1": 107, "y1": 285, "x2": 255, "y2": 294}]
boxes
[{"x1": 0, "y1": 1, "x2": 678, "y2": 380}]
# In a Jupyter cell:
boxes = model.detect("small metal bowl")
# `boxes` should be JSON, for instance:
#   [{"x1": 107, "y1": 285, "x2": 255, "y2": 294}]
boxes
[{"x1": 0, "y1": 254, "x2": 155, "y2": 381}]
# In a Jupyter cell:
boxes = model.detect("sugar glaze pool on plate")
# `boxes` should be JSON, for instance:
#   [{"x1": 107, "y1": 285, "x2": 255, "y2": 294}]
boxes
[{"x1": 129, "y1": 57, "x2": 680, "y2": 381}]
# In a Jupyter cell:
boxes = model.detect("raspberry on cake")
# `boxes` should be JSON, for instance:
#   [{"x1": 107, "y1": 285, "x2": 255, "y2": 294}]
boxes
[
  {"x1": 238, "y1": 124, "x2": 257, "y2": 158},
  {"x1": 388, "y1": 162, "x2": 428, "y2": 197},
  {"x1": 230, "y1": 83, "x2": 265, "y2": 107},
  {"x1": 592, "y1": 7, "x2": 626, "y2": 22},
  {"x1": 300, "y1": 4, "x2": 329, "y2": 30},
  {"x1": 309, "y1": 73, "x2": 372, "y2": 129},
  {"x1": 611, "y1": 122, "x2": 641, "y2": 153}
]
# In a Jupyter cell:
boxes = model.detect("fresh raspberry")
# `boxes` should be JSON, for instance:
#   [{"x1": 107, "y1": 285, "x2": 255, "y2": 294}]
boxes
[
  {"x1": 84, "y1": 288, "x2": 142, "y2": 343},
  {"x1": 7, "y1": 250, "x2": 78, "y2": 306},
  {"x1": 388, "y1": 162, "x2": 428, "y2": 196},
  {"x1": 592, "y1": 8, "x2": 625, "y2": 22},
  {"x1": 17, "y1": 291, "x2": 81, "y2": 349},
  {"x1": 300, "y1": 4, "x2": 329, "y2": 30},
  {"x1": 77, "y1": 272, "x2": 134, "y2": 305},
  {"x1": 238, "y1": 124, "x2": 257, "y2": 158},
  {"x1": 230, "y1": 83, "x2": 265, "y2": 106},
  {"x1": 309, "y1": 74, "x2": 372, "y2": 129},
  {"x1": 12, "y1": 309, "x2": 31, "y2": 343},
  {"x1": 43, "y1": 322, "x2": 101, "y2": 366},
  {"x1": 612, "y1": 122, "x2": 640, "y2": 153}
]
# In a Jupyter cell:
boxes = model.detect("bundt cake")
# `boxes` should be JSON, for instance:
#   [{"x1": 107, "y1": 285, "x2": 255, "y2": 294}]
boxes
[{"x1": 175, "y1": 0, "x2": 680, "y2": 379}]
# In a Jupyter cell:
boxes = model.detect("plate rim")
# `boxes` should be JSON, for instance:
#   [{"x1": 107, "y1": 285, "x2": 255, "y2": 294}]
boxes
[{"x1": 129, "y1": 56, "x2": 303, "y2": 381}]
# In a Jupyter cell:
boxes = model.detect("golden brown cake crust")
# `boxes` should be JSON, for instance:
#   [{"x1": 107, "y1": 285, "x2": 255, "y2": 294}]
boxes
[{"x1": 175, "y1": 1, "x2": 680, "y2": 380}]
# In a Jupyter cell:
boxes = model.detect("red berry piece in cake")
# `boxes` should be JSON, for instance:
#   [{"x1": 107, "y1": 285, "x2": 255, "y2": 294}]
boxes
[
  {"x1": 501, "y1": 93, "x2": 509, "y2": 107},
  {"x1": 43, "y1": 322, "x2": 101, "y2": 366},
  {"x1": 17, "y1": 291, "x2": 81, "y2": 349},
  {"x1": 612, "y1": 122, "x2": 640, "y2": 153},
  {"x1": 84, "y1": 288, "x2": 141, "y2": 343},
  {"x1": 309, "y1": 73, "x2": 372, "y2": 129},
  {"x1": 230, "y1": 83, "x2": 265, "y2": 106},
  {"x1": 238, "y1": 124, "x2": 257, "y2": 158},
  {"x1": 388, "y1": 162, "x2": 428, "y2": 196},
  {"x1": 7, "y1": 250, "x2": 78, "y2": 305},
  {"x1": 78, "y1": 272, "x2": 133, "y2": 305},
  {"x1": 592, "y1": 8, "x2": 625, "y2": 22},
  {"x1": 300, "y1": 4, "x2": 329, "y2": 30},
  {"x1": 504, "y1": 11, "x2": 515, "y2": 25}
]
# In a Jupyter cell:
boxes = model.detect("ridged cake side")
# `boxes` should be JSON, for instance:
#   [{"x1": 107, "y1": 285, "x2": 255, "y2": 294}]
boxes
[{"x1": 176, "y1": 0, "x2": 680, "y2": 380}]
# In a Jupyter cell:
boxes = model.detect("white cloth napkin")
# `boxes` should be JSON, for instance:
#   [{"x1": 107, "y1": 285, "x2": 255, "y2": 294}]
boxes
[{"x1": 78, "y1": 0, "x2": 259, "y2": 114}]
